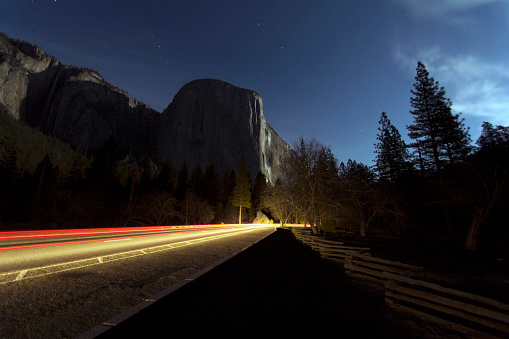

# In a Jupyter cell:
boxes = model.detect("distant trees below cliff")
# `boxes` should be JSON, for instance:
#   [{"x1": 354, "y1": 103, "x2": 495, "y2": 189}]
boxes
[
  {"x1": 0, "y1": 104, "x2": 93, "y2": 225},
  {"x1": 0, "y1": 105, "x2": 261, "y2": 228}
]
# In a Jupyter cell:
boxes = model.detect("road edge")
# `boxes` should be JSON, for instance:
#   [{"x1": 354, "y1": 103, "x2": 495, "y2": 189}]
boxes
[{"x1": 76, "y1": 227, "x2": 277, "y2": 339}]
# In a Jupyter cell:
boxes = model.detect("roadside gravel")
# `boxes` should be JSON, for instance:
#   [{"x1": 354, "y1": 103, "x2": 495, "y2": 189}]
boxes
[{"x1": 0, "y1": 227, "x2": 275, "y2": 338}]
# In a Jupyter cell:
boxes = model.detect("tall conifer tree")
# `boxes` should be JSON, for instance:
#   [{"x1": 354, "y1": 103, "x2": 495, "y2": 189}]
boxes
[
  {"x1": 230, "y1": 154, "x2": 252, "y2": 224},
  {"x1": 407, "y1": 62, "x2": 471, "y2": 174},
  {"x1": 175, "y1": 161, "x2": 189, "y2": 201},
  {"x1": 374, "y1": 112, "x2": 409, "y2": 181},
  {"x1": 476, "y1": 122, "x2": 509, "y2": 151}
]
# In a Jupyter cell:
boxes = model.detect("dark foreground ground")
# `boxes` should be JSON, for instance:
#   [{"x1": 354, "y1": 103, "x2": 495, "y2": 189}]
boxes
[{"x1": 97, "y1": 228, "x2": 458, "y2": 338}]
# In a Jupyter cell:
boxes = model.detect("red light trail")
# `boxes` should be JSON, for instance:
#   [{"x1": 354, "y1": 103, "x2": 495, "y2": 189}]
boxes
[{"x1": 0, "y1": 224, "x2": 269, "y2": 252}]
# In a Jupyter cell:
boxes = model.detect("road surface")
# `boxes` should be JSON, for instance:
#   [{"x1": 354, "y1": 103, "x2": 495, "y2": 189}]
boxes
[
  {"x1": 0, "y1": 224, "x2": 270, "y2": 283},
  {"x1": 0, "y1": 224, "x2": 275, "y2": 338}
]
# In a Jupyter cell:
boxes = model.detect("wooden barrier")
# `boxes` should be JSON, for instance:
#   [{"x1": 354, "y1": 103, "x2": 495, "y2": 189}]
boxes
[
  {"x1": 384, "y1": 272, "x2": 509, "y2": 336},
  {"x1": 291, "y1": 228, "x2": 369, "y2": 262},
  {"x1": 318, "y1": 247, "x2": 371, "y2": 262},
  {"x1": 291, "y1": 229, "x2": 315, "y2": 245},
  {"x1": 290, "y1": 227, "x2": 508, "y2": 336},
  {"x1": 344, "y1": 253, "x2": 423, "y2": 281},
  {"x1": 311, "y1": 240, "x2": 370, "y2": 262},
  {"x1": 293, "y1": 233, "x2": 314, "y2": 245}
]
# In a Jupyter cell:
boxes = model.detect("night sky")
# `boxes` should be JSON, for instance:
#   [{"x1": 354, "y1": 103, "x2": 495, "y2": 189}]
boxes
[{"x1": 1, "y1": 0, "x2": 508, "y2": 165}]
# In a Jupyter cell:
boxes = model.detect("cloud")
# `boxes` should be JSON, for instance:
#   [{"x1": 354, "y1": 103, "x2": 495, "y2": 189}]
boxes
[
  {"x1": 394, "y1": 0, "x2": 507, "y2": 25},
  {"x1": 395, "y1": 0, "x2": 502, "y2": 16},
  {"x1": 393, "y1": 46, "x2": 509, "y2": 126}
]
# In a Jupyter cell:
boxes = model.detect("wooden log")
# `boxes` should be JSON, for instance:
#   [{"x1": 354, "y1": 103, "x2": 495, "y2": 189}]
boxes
[
  {"x1": 350, "y1": 253, "x2": 423, "y2": 272},
  {"x1": 313, "y1": 243, "x2": 370, "y2": 251},
  {"x1": 349, "y1": 259, "x2": 411, "y2": 275},
  {"x1": 322, "y1": 253, "x2": 351, "y2": 259},
  {"x1": 385, "y1": 291, "x2": 509, "y2": 333},
  {"x1": 321, "y1": 255, "x2": 348, "y2": 263},
  {"x1": 319, "y1": 248, "x2": 370, "y2": 255},
  {"x1": 310, "y1": 238, "x2": 345, "y2": 245},
  {"x1": 386, "y1": 282, "x2": 509, "y2": 324},
  {"x1": 319, "y1": 248, "x2": 371, "y2": 256},
  {"x1": 344, "y1": 262, "x2": 391, "y2": 281},
  {"x1": 383, "y1": 272, "x2": 509, "y2": 312},
  {"x1": 299, "y1": 236, "x2": 312, "y2": 241}
]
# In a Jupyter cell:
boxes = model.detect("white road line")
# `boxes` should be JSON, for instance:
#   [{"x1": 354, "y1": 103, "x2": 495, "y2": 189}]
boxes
[
  {"x1": 15, "y1": 270, "x2": 28, "y2": 281},
  {"x1": 103, "y1": 238, "x2": 131, "y2": 243},
  {"x1": 1, "y1": 227, "x2": 265, "y2": 285}
]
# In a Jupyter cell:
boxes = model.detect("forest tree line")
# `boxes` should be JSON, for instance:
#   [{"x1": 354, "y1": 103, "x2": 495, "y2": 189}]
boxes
[
  {"x1": 0, "y1": 62, "x2": 508, "y2": 255},
  {"x1": 0, "y1": 107, "x2": 266, "y2": 229},
  {"x1": 264, "y1": 62, "x2": 508, "y2": 255}
]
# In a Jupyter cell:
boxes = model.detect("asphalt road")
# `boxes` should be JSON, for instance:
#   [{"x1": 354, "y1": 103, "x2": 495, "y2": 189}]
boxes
[
  {"x1": 0, "y1": 225, "x2": 275, "y2": 338},
  {"x1": 0, "y1": 225, "x2": 266, "y2": 278}
]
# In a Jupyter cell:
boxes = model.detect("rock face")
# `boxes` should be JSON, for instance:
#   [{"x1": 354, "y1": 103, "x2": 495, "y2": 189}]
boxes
[
  {"x1": 157, "y1": 79, "x2": 291, "y2": 183},
  {"x1": 0, "y1": 33, "x2": 159, "y2": 158},
  {"x1": 0, "y1": 33, "x2": 291, "y2": 184},
  {"x1": 0, "y1": 34, "x2": 60, "y2": 121}
]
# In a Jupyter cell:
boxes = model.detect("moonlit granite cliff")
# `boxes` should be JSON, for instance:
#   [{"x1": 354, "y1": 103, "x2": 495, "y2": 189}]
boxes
[
  {"x1": 157, "y1": 79, "x2": 291, "y2": 184},
  {"x1": 0, "y1": 33, "x2": 159, "y2": 158},
  {"x1": 0, "y1": 33, "x2": 291, "y2": 184}
]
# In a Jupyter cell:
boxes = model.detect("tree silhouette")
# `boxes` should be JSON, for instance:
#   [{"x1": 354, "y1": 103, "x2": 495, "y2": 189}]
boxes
[
  {"x1": 230, "y1": 154, "x2": 252, "y2": 224},
  {"x1": 286, "y1": 137, "x2": 338, "y2": 234},
  {"x1": 476, "y1": 122, "x2": 509, "y2": 152},
  {"x1": 181, "y1": 190, "x2": 215, "y2": 225},
  {"x1": 132, "y1": 191, "x2": 179, "y2": 226},
  {"x1": 252, "y1": 171, "x2": 268, "y2": 213},
  {"x1": 189, "y1": 164, "x2": 204, "y2": 198},
  {"x1": 338, "y1": 160, "x2": 378, "y2": 237},
  {"x1": 158, "y1": 159, "x2": 176, "y2": 193},
  {"x1": 261, "y1": 178, "x2": 292, "y2": 226},
  {"x1": 202, "y1": 161, "x2": 220, "y2": 206},
  {"x1": 175, "y1": 161, "x2": 189, "y2": 201},
  {"x1": 407, "y1": 62, "x2": 471, "y2": 174},
  {"x1": 374, "y1": 112, "x2": 409, "y2": 182}
]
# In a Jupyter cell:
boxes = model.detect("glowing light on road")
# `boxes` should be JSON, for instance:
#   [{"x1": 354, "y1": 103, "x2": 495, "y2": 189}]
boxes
[
  {"x1": 0, "y1": 225, "x2": 274, "y2": 284},
  {"x1": 0, "y1": 224, "x2": 273, "y2": 252},
  {"x1": 0, "y1": 224, "x2": 243, "y2": 241},
  {"x1": 103, "y1": 238, "x2": 132, "y2": 243}
]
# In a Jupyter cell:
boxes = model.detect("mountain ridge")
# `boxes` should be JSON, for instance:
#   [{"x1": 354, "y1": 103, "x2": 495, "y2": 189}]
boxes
[{"x1": 0, "y1": 32, "x2": 291, "y2": 183}]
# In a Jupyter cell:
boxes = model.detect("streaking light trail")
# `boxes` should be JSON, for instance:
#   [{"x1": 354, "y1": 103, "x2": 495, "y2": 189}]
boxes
[
  {"x1": 0, "y1": 224, "x2": 271, "y2": 251},
  {"x1": 0, "y1": 224, "x2": 275, "y2": 284}
]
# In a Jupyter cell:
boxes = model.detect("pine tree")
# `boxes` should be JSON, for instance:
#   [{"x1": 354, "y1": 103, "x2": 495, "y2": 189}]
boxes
[
  {"x1": 158, "y1": 160, "x2": 176, "y2": 193},
  {"x1": 203, "y1": 161, "x2": 220, "y2": 205},
  {"x1": 407, "y1": 62, "x2": 471, "y2": 174},
  {"x1": 252, "y1": 171, "x2": 268, "y2": 213},
  {"x1": 139, "y1": 157, "x2": 155, "y2": 194},
  {"x1": 230, "y1": 154, "x2": 252, "y2": 224},
  {"x1": 476, "y1": 121, "x2": 509, "y2": 151},
  {"x1": 374, "y1": 112, "x2": 409, "y2": 181},
  {"x1": 175, "y1": 161, "x2": 189, "y2": 201},
  {"x1": 338, "y1": 159, "x2": 376, "y2": 237},
  {"x1": 441, "y1": 112, "x2": 472, "y2": 164},
  {"x1": 189, "y1": 164, "x2": 204, "y2": 197}
]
